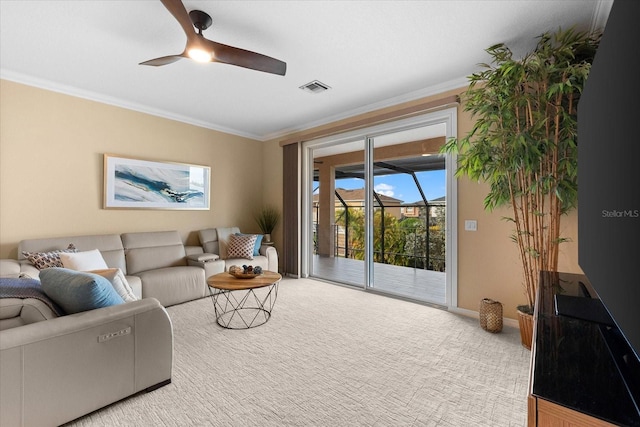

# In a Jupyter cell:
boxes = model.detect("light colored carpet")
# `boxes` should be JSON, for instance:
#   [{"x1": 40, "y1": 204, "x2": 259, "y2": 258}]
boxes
[{"x1": 69, "y1": 278, "x2": 530, "y2": 426}]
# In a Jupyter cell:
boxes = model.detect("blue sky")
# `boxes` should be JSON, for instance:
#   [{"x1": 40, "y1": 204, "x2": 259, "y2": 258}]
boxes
[{"x1": 334, "y1": 170, "x2": 446, "y2": 203}]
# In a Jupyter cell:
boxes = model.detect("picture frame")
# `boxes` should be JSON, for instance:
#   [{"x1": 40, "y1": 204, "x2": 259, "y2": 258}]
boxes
[{"x1": 103, "y1": 154, "x2": 210, "y2": 210}]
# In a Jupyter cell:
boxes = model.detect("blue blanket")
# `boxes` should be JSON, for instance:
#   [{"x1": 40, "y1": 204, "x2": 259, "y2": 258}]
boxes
[{"x1": 0, "y1": 277, "x2": 64, "y2": 316}]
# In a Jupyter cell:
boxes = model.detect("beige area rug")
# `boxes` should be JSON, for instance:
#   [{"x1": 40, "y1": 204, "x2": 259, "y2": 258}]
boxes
[{"x1": 69, "y1": 278, "x2": 530, "y2": 426}]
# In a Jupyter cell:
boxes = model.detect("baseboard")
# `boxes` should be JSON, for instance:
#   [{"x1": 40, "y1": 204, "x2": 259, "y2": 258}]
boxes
[
  {"x1": 449, "y1": 306, "x2": 519, "y2": 329},
  {"x1": 145, "y1": 378, "x2": 171, "y2": 393}
]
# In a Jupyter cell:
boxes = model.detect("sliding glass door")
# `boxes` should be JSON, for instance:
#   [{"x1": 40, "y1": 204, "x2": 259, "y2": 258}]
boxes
[
  {"x1": 370, "y1": 127, "x2": 447, "y2": 305},
  {"x1": 302, "y1": 109, "x2": 457, "y2": 308},
  {"x1": 311, "y1": 138, "x2": 367, "y2": 288}
]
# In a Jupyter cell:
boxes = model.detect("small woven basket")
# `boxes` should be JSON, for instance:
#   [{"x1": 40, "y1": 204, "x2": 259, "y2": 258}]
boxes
[{"x1": 479, "y1": 298, "x2": 503, "y2": 333}]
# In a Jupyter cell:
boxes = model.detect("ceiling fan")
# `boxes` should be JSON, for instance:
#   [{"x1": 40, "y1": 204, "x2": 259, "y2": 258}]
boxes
[{"x1": 140, "y1": 0, "x2": 286, "y2": 76}]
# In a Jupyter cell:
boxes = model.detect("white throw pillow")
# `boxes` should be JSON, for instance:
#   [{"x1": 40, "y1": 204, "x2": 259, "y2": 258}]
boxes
[
  {"x1": 89, "y1": 268, "x2": 138, "y2": 302},
  {"x1": 59, "y1": 249, "x2": 108, "y2": 271}
]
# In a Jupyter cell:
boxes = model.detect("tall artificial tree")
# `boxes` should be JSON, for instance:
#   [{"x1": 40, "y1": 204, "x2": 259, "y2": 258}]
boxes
[{"x1": 443, "y1": 28, "x2": 600, "y2": 312}]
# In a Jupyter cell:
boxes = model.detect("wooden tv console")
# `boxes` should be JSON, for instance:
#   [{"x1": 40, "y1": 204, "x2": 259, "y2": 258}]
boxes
[{"x1": 527, "y1": 272, "x2": 640, "y2": 427}]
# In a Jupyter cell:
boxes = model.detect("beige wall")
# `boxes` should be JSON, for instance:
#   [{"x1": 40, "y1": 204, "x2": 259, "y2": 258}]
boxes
[
  {"x1": 266, "y1": 87, "x2": 583, "y2": 319},
  {"x1": 2, "y1": 79, "x2": 582, "y2": 319},
  {"x1": 0, "y1": 79, "x2": 275, "y2": 259},
  {"x1": 454, "y1": 91, "x2": 582, "y2": 319}
]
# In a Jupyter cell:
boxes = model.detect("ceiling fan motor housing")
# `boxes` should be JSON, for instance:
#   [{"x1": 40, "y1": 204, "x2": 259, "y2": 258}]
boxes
[{"x1": 189, "y1": 10, "x2": 212, "y2": 32}]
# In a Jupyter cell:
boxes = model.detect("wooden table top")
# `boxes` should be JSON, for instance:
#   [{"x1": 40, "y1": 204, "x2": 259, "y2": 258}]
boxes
[{"x1": 207, "y1": 271, "x2": 282, "y2": 291}]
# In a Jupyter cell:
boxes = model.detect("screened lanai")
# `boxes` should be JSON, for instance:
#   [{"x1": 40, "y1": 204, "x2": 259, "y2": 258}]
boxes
[{"x1": 312, "y1": 148, "x2": 447, "y2": 305}]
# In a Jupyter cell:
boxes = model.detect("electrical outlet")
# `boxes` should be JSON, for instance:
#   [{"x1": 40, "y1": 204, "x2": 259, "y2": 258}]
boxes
[{"x1": 465, "y1": 220, "x2": 477, "y2": 231}]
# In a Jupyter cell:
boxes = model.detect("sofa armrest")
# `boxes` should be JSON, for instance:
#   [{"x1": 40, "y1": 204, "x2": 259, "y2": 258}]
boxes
[
  {"x1": 0, "y1": 298, "x2": 173, "y2": 427},
  {"x1": 187, "y1": 253, "x2": 219, "y2": 263},
  {"x1": 0, "y1": 259, "x2": 39, "y2": 279},
  {"x1": 186, "y1": 254, "x2": 225, "y2": 278},
  {"x1": 259, "y1": 245, "x2": 279, "y2": 273}
]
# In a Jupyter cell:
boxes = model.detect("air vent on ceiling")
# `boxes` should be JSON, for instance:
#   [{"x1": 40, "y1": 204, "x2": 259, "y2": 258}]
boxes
[{"x1": 299, "y1": 80, "x2": 331, "y2": 94}]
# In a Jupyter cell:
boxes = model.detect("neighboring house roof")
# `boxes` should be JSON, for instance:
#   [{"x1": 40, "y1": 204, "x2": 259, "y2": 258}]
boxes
[
  {"x1": 313, "y1": 188, "x2": 404, "y2": 205},
  {"x1": 401, "y1": 196, "x2": 446, "y2": 206}
]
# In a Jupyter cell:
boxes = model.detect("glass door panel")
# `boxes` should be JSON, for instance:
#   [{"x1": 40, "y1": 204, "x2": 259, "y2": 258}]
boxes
[
  {"x1": 370, "y1": 125, "x2": 447, "y2": 305},
  {"x1": 311, "y1": 139, "x2": 366, "y2": 288}
]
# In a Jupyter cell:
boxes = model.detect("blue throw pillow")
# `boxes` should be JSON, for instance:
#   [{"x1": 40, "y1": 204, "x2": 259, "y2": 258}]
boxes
[
  {"x1": 40, "y1": 267, "x2": 124, "y2": 314},
  {"x1": 236, "y1": 233, "x2": 263, "y2": 256}
]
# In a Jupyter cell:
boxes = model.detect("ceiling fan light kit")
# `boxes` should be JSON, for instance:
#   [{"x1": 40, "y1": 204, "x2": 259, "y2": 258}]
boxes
[
  {"x1": 187, "y1": 48, "x2": 212, "y2": 63},
  {"x1": 140, "y1": 0, "x2": 286, "y2": 76},
  {"x1": 186, "y1": 35, "x2": 214, "y2": 63}
]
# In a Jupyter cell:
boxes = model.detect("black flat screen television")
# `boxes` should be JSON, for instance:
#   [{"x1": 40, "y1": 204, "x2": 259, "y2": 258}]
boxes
[{"x1": 578, "y1": 0, "x2": 640, "y2": 362}]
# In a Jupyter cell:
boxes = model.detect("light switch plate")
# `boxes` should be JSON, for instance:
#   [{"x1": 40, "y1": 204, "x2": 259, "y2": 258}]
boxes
[{"x1": 465, "y1": 220, "x2": 477, "y2": 231}]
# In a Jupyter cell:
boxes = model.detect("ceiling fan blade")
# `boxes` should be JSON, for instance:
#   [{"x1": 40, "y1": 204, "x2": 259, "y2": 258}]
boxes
[
  {"x1": 205, "y1": 39, "x2": 287, "y2": 76},
  {"x1": 159, "y1": 0, "x2": 196, "y2": 39},
  {"x1": 139, "y1": 54, "x2": 185, "y2": 66}
]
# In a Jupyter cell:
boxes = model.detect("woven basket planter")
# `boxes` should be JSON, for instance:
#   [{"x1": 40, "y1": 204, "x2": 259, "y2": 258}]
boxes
[
  {"x1": 517, "y1": 308, "x2": 534, "y2": 350},
  {"x1": 479, "y1": 298, "x2": 503, "y2": 333}
]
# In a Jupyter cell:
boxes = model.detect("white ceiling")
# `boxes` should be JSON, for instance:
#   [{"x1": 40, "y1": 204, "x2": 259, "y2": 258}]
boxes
[{"x1": 0, "y1": 0, "x2": 612, "y2": 141}]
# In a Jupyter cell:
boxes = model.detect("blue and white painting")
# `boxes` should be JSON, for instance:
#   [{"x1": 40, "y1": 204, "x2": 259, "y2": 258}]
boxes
[{"x1": 104, "y1": 155, "x2": 210, "y2": 210}]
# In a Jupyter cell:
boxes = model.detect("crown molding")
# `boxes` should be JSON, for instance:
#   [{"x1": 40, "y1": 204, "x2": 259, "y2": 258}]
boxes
[
  {"x1": 0, "y1": 69, "x2": 264, "y2": 141},
  {"x1": 264, "y1": 75, "x2": 469, "y2": 142}
]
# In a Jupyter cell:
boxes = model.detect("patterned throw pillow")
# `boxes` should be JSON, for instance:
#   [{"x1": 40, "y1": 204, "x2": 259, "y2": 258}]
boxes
[
  {"x1": 22, "y1": 244, "x2": 77, "y2": 270},
  {"x1": 236, "y1": 233, "x2": 263, "y2": 256},
  {"x1": 226, "y1": 234, "x2": 257, "y2": 260}
]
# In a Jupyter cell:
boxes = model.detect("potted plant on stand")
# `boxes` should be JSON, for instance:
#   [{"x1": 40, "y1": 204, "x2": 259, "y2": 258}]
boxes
[
  {"x1": 254, "y1": 205, "x2": 280, "y2": 244},
  {"x1": 443, "y1": 28, "x2": 600, "y2": 349}
]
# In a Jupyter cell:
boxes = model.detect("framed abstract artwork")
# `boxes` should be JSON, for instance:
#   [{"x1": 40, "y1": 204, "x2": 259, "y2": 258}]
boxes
[{"x1": 103, "y1": 154, "x2": 210, "y2": 210}]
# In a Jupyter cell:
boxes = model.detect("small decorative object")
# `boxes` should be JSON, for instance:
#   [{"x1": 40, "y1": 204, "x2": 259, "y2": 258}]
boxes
[
  {"x1": 229, "y1": 265, "x2": 263, "y2": 279},
  {"x1": 479, "y1": 298, "x2": 503, "y2": 333},
  {"x1": 254, "y1": 205, "x2": 280, "y2": 243},
  {"x1": 228, "y1": 265, "x2": 242, "y2": 275}
]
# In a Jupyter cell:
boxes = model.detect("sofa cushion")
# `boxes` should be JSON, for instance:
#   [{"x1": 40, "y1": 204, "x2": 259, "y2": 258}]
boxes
[
  {"x1": 198, "y1": 228, "x2": 219, "y2": 255},
  {"x1": 89, "y1": 268, "x2": 138, "y2": 302},
  {"x1": 39, "y1": 268, "x2": 124, "y2": 314},
  {"x1": 216, "y1": 227, "x2": 240, "y2": 259},
  {"x1": 122, "y1": 231, "x2": 187, "y2": 275},
  {"x1": 21, "y1": 244, "x2": 77, "y2": 270},
  {"x1": 226, "y1": 234, "x2": 257, "y2": 260},
  {"x1": 136, "y1": 266, "x2": 205, "y2": 307},
  {"x1": 60, "y1": 249, "x2": 109, "y2": 271}
]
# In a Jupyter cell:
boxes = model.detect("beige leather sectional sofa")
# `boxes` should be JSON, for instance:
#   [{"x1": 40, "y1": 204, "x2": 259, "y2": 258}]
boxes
[{"x1": 0, "y1": 229, "x2": 278, "y2": 426}]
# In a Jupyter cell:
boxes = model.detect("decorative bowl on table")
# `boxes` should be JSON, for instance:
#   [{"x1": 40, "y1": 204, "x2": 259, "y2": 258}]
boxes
[
  {"x1": 230, "y1": 272, "x2": 262, "y2": 279},
  {"x1": 228, "y1": 265, "x2": 263, "y2": 279}
]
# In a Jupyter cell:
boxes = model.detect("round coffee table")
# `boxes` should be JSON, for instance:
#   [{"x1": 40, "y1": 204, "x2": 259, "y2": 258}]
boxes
[{"x1": 206, "y1": 271, "x2": 282, "y2": 329}]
